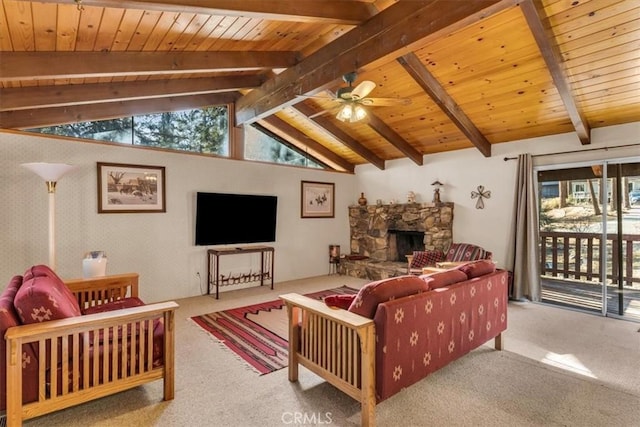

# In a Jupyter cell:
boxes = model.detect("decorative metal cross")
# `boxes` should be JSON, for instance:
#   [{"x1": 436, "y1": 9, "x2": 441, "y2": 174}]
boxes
[{"x1": 471, "y1": 185, "x2": 491, "y2": 209}]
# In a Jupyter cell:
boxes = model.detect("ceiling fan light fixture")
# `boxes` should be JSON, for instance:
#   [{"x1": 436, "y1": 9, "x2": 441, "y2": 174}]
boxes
[
  {"x1": 352, "y1": 105, "x2": 367, "y2": 122},
  {"x1": 336, "y1": 104, "x2": 354, "y2": 122}
]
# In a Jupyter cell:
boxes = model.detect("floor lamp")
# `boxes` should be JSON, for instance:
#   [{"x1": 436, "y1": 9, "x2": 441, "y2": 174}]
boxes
[{"x1": 22, "y1": 162, "x2": 75, "y2": 271}]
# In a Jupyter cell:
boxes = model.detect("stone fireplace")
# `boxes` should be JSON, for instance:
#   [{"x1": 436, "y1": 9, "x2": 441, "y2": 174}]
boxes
[{"x1": 340, "y1": 202, "x2": 453, "y2": 279}]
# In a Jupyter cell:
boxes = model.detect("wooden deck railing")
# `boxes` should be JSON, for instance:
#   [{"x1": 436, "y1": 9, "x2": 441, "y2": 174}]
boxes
[{"x1": 540, "y1": 231, "x2": 640, "y2": 285}]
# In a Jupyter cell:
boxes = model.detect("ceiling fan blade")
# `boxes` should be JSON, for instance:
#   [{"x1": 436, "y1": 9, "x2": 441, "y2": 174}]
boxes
[
  {"x1": 307, "y1": 104, "x2": 342, "y2": 119},
  {"x1": 351, "y1": 80, "x2": 376, "y2": 100},
  {"x1": 361, "y1": 97, "x2": 412, "y2": 107},
  {"x1": 295, "y1": 94, "x2": 334, "y2": 100},
  {"x1": 308, "y1": 109, "x2": 331, "y2": 119}
]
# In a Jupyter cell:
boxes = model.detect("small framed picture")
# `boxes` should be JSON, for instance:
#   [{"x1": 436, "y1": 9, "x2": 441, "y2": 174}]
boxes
[
  {"x1": 97, "y1": 162, "x2": 166, "y2": 213},
  {"x1": 301, "y1": 180, "x2": 335, "y2": 218}
]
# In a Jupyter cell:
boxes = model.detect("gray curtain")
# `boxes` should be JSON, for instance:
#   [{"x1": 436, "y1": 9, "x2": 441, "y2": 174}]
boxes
[{"x1": 509, "y1": 153, "x2": 541, "y2": 301}]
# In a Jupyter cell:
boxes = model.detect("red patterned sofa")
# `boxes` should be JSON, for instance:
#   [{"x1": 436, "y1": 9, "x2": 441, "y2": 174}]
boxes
[
  {"x1": 281, "y1": 259, "x2": 507, "y2": 427},
  {"x1": 406, "y1": 242, "x2": 493, "y2": 275},
  {"x1": 0, "y1": 265, "x2": 178, "y2": 427}
]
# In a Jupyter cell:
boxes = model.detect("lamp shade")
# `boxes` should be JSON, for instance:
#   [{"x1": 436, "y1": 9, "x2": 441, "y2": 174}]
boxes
[{"x1": 22, "y1": 162, "x2": 75, "y2": 181}]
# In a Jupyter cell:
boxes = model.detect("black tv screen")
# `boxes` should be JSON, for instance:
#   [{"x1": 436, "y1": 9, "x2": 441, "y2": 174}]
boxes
[{"x1": 195, "y1": 192, "x2": 277, "y2": 245}]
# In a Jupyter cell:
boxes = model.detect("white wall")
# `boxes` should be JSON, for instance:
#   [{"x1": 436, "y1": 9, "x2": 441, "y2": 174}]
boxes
[
  {"x1": 2, "y1": 122, "x2": 638, "y2": 301},
  {"x1": 354, "y1": 122, "x2": 640, "y2": 269},
  {"x1": 0, "y1": 131, "x2": 355, "y2": 302}
]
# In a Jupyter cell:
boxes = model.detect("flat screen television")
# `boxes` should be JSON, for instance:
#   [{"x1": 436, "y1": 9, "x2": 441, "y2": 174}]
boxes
[{"x1": 195, "y1": 192, "x2": 277, "y2": 245}]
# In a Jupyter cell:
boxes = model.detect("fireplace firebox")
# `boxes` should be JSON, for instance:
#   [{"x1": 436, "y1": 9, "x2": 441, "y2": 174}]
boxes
[{"x1": 388, "y1": 230, "x2": 425, "y2": 262}]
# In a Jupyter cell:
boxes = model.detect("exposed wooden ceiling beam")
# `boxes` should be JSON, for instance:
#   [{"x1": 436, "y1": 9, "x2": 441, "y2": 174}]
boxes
[
  {"x1": 235, "y1": 0, "x2": 512, "y2": 125},
  {"x1": 0, "y1": 75, "x2": 264, "y2": 112},
  {"x1": 292, "y1": 103, "x2": 385, "y2": 170},
  {"x1": 366, "y1": 114, "x2": 423, "y2": 166},
  {"x1": 398, "y1": 53, "x2": 492, "y2": 158},
  {"x1": 0, "y1": 52, "x2": 298, "y2": 81},
  {"x1": 259, "y1": 115, "x2": 354, "y2": 173},
  {"x1": 0, "y1": 93, "x2": 238, "y2": 129},
  {"x1": 15, "y1": 0, "x2": 374, "y2": 24},
  {"x1": 520, "y1": 0, "x2": 590, "y2": 145}
]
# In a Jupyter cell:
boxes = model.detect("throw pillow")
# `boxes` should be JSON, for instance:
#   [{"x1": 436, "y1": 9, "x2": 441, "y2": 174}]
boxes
[
  {"x1": 457, "y1": 259, "x2": 496, "y2": 278},
  {"x1": 409, "y1": 250, "x2": 444, "y2": 268},
  {"x1": 419, "y1": 269, "x2": 468, "y2": 290},
  {"x1": 348, "y1": 275, "x2": 429, "y2": 319},
  {"x1": 14, "y1": 270, "x2": 82, "y2": 325},
  {"x1": 323, "y1": 294, "x2": 356, "y2": 310}
]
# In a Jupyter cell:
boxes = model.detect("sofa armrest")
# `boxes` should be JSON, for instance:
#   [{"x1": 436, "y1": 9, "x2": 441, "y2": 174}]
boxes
[
  {"x1": 280, "y1": 293, "x2": 375, "y2": 427},
  {"x1": 64, "y1": 273, "x2": 139, "y2": 310},
  {"x1": 5, "y1": 301, "x2": 178, "y2": 425}
]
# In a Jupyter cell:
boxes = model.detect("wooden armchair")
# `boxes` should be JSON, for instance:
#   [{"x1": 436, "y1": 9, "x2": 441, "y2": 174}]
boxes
[{"x1": 2, "y1": 269, "x2": 178, "y2": 427}]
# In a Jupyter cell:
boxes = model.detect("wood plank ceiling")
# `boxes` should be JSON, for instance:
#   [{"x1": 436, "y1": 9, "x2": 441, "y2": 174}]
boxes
[{"x1": 0, "y1": 0, "x2": 639, "y2": 172}]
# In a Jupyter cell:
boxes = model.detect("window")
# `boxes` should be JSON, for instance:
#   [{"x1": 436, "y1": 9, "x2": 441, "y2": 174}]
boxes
[
  {"x1": 27, "y1": 107, "x2": 229, "y2": 156},
  {"x1": 244, "y1": 123, "x2": 325, "y2": 169}
]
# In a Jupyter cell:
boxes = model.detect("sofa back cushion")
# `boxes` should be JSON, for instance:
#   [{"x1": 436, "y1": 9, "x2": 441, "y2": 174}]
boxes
[
  {"x1": 419, "y1": 269, "x2": 468, "y2": 290},
  {"x1": 0, "y1": 275, "x2": 39, "y2": 411},
  {"x1": 457, "y1": 259, "x2": 496, "y2": 278},
  {"x1": 14, "y1": 265, "x2": 82, "y2": 325},
  {"x1": 348, "y1": 275, "x2": 429, "y2": 319},
  {"x1": 445, "y1": 243, "x2": 492, "y2": 263}
]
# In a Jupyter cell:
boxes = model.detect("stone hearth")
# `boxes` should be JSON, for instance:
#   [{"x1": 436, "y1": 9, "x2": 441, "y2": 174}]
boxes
[{"x1": 340, "y1": 202, "x2": 453, "y2": 280}]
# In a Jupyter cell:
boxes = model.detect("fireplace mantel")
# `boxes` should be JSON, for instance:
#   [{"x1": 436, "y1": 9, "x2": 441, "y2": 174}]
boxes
[{"x1": 348, "y1": 202, "x2": 453, "y2": 262}]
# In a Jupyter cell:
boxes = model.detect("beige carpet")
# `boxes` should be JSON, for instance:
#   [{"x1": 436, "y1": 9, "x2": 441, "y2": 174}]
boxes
[{"x1": 23, "y1": 275, "x2": 640, "y2": 426}]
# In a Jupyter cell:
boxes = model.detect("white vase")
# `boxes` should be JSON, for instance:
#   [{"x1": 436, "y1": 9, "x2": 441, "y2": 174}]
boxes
[{"x1": 83, "y1": 253, "x2": 107, "y2": 278}]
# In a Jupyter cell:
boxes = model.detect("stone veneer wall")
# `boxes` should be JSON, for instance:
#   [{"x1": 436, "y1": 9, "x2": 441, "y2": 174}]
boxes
[{"x1": 348, "y1": 202, "x2": 454, "y2": 261}]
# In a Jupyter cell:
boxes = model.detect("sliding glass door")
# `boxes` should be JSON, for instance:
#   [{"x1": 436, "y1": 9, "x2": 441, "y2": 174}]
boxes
[
  {"x1": 603, "y1": 162, "x2": 640, "y2": 319},
  {"x1": 537, "y1": 161, "x2": 640, "y2": 321}
]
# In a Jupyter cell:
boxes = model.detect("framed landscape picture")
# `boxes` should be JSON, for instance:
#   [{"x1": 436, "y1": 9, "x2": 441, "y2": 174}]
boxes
[
  {"x1": 97, "y1": 162, "x2": 166, "y2": 213},
  {"x1": 301, "y1": 180, "x2": 334, "y2": 218}
]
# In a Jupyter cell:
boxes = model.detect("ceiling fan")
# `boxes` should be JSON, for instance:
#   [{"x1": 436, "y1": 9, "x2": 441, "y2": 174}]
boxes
[{"x1": 306, "y1": 72, "x2": 411, "y2": 123}]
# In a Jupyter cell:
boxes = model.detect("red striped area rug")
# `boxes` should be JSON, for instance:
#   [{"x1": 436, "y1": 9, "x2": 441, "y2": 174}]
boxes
[{"x1": 190, "y1": 286, "x2": 359, "y2": 375}]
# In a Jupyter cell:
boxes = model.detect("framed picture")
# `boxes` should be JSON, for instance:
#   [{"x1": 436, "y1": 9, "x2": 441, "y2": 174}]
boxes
[
  {"x1": 97, "y1": 162, "x2": 166, "y2": 213},
  {"x1": 301, "y1": 180, "x2": 335, "y2": 218}
]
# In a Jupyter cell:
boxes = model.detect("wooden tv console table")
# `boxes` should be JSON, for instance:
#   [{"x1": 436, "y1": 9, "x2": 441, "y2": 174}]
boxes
[{"x1": 207, "y1": 246, "x2": 274, "y2": 299}]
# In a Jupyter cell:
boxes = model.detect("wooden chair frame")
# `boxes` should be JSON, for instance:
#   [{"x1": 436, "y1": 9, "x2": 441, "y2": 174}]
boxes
[
  {"x1": 4, "y1": 273, "x2": 178, "y2": 427},
  {"x1": 280, "y1": 293, "x2": 376, "y2": 427}
]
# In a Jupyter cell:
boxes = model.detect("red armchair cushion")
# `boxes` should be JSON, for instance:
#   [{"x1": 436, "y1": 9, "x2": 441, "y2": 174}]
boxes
[
  {"x1": 458, "y1": 259, "x2": 496, "y2": 278},
  {"x1": 0, "y1": 275, "x2": 39, "y2": 411},
  {"x1": 409, "y1": 250, "x2": 444, "y2": 268},
  {"x1": 419, "y1": 269, "x2": 468, "y2": 290},
  {"x1": 14, "y1": 266, "x2": 82, "y2": 325},
  {"x1": 22, "y1": 264, "x2": 60, "y2": 282},
  {"x1": 348, "y1": 275, "x2": 429, "y2": 319},
  {"x1": 324, "y1": 294, "x2": 356, "y2": 310}
]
